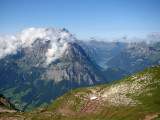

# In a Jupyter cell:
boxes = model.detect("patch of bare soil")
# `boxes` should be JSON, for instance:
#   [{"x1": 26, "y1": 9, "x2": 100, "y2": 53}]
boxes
[
  {"x1": 0, "y1": 108, "x2": 17, "y2": 113},
  {"x1": 143, "y1": 113, "x2": 159, "y2": 120},
  {"x1": 80, "y1": 98, "x2": 102, "y2": 114},
  {"x1": 56, "y1": 109, "x2": 75, "y2": 116},
  {"x1": 0, "y1": 117, "x2": 23, "y2": 120}
]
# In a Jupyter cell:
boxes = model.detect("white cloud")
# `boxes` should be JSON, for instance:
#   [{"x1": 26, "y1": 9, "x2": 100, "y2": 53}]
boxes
[
  {"x1": 88, "y1": 33, "x2": 160, "y2": 43},
  {"x1": 0, "y1": 27, "x2": 76, "y2": 66},
  {"x1": 89, "y1": 35, "x2": 128, "y2": 42},
  {"x1": 146, "y1": 32, "x2": 160, "y2": 44},
  {"x1": 0, "y1": 35, "x2": 21, "y2": 59}
]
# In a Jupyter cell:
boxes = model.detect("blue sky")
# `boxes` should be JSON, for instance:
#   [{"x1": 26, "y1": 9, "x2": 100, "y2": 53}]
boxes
[{"x1": 0, "y1": 0, "x2": 160, "y2": 40}]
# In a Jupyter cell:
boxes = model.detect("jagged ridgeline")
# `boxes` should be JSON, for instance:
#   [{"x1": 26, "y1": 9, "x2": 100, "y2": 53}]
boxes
[
  {"x1": 0, "y1": 28, "x2": 127, "y2": 111},
  {"x1": 107, "y1": 42, "x2": 160, "y2": 74},
  {"x1": 1, "y1": 65, "x2": 160, "y2": 120}
]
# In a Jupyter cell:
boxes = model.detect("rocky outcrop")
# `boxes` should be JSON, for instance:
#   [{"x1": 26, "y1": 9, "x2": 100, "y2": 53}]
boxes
[{"x1": 0, "y1": 94, "x2": 17, "y2": 113}]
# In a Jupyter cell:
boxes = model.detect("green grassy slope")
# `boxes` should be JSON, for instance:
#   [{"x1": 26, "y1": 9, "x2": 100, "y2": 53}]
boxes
[{"x1": 1, "y1": 65, "x2": 160, "y2": 120}]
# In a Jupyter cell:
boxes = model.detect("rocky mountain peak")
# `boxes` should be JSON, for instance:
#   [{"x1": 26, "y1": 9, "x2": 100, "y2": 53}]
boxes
[
  {"x1": 45, "y1": 27, "x2": 54, "y2": 32},
  {"x1": 0, "y1": 39, "x2": 108, "y2": 111}
]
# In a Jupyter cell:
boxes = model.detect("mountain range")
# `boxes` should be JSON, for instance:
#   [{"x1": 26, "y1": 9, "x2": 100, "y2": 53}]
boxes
[
  {"x1": 0, "y1": 28, "x2": 128, "y2": 111},
  {"x1": 107, "y1": 41, "x2": 160, "y2": 74},
  {"x1": 0, "y1": 28, "x2": 160, "y2": 119},
  {"x1": 82, "y1": 40, "x2": 160, "y2": 74}
]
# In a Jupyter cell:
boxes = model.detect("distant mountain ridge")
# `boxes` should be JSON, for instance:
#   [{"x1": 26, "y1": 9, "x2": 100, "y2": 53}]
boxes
[
  {"x1": 80, "y1": 40, "x2": 127, "y2": 64},
  {"x1": 107, "y1": 42, "x2": 160, "y2": 73},
  {"x1": 81, "y1": 40, "x2": 160, "y2": 74}
]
